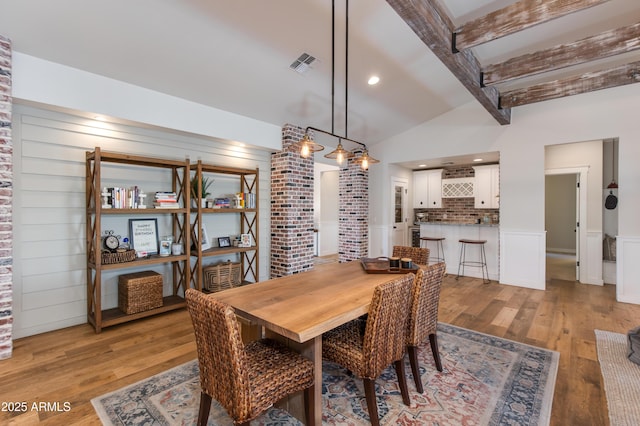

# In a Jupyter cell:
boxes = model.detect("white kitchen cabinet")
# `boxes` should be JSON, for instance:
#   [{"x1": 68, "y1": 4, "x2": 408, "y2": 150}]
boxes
[
  {"x1": 413, "y1": 169, "x2": 443, "y2": 209},
  {"x1": 473, "y1": 164, "x2": 499, "y2": 209}
]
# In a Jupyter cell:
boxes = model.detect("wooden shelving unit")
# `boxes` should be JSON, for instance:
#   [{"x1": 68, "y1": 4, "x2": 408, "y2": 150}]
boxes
[
  {"x1": 86, "y1": 147, "x2": 191, "y2": 332},
  {"x1": 190, "y1": 161, "x2": 259, "y2": 290}
]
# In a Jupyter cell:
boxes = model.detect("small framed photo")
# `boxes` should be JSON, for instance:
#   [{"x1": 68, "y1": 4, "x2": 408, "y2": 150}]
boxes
[
  {"x1": 129, "y1": 218, "x2": 159, "y2": 255},
  {"x1": 218, "y1": 236, "x2": 231, "y2": 248},
  {"x1": 159, "y1": 238, "x2": 172, "y2": 256},
  {"x1": 239, "y1": 233, "x2": 252, "y2": 247}
]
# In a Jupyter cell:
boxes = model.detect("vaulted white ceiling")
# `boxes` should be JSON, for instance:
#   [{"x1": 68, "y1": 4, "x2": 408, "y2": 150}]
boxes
[{"x1": 2, "y1": 0, "x2": 639, "y2": 154}]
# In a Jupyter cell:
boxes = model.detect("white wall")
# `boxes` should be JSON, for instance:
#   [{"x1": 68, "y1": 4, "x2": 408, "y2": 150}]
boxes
[
  {"x1": 13, "y1": 53, "x2": 282, "y2": 152},
  {"x1": 369, "y1": 83, "x2": 640, "y2": 302},
  {"x1": 12, "y1": 104, "x2": 273, "y2": 338}
]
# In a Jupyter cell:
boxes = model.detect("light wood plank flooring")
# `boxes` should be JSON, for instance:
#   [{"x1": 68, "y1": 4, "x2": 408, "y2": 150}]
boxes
[{"x1": 2, "y1": 271, "x2": 639, "y2": 425}]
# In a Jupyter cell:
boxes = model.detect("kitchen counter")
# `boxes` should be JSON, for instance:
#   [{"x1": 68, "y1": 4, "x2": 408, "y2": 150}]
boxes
[
  {"x1": 417, "y1": 221, "x2": 498, "y2": 227},
  {"x1": 419, "y1": 223, "x2": 499, "y2": 281}
]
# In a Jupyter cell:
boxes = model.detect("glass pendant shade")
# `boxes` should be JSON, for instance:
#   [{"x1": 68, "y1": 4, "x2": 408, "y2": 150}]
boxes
[
  {"x1": 324, "y1": 140, "x2": 355, "y2": 164},
  {"x1": 352, "y1": 150, "x2": 380, "y2": 170},
  {"x1": 296, "y1": 134, "x2": 324, "y2": 158}
]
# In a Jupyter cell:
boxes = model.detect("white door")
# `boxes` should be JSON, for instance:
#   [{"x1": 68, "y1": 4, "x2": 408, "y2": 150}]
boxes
[
  {"x1": 575, "y1": 173, "x2": 581, "y2": 281},
  {"x1": 391, "y1": 177, "x2": 409, "y2": 250}
]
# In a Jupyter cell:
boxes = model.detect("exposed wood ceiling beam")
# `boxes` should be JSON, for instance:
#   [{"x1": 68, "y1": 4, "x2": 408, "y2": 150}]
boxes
[
  {"x1": 386, "y1": 0, "x2": 511, "y2": 125},
  {"x1": 482, "y1": 22, "x2": 640, "y2": 86},
  {"x1": 500, "y1": 60, "x2": 640, "y2": 108},
  {"x1": 453, "y1": 0, "x2": 611, "y2": 51}
]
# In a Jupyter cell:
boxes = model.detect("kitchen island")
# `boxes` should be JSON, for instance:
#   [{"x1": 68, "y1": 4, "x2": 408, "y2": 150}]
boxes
[{"x1": 420, "y1": 222, "x2": 499, "y2": 281}]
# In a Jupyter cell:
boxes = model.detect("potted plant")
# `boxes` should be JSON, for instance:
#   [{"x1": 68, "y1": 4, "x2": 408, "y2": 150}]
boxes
[{"x1": 191, "y1": 175, "x2": 213, "y2": 208}]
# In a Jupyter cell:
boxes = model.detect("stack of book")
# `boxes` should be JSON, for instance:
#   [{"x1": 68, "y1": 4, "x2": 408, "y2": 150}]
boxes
[
  {"x1": 212, "y1": 197, "x2": 231, "y2": 208},
  {"x1": 153, "y1": 192, "x2": 179, "y2": 208},
  {"x1": 235, "y1": 192, "x2": 256, "y2": 209},
  {"x1": 102, "y1": 186, "x2": 146, "y2": 209}
]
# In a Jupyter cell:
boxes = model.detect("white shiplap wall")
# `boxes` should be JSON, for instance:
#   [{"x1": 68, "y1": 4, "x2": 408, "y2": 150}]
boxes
[{"x1": 13, "y1": 104, "x2": 273, "y2": 338}]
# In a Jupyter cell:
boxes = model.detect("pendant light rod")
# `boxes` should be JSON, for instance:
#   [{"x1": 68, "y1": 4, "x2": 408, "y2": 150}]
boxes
[
  {"x1": 331, "y1": 0, "x2": 335, "y2": 134},
  {"x1": 345, "y1": 0, "x2": 349, "y2": 139},
  {"x1": 306, "y1": 125, "x2": 366, "y2": 150}
]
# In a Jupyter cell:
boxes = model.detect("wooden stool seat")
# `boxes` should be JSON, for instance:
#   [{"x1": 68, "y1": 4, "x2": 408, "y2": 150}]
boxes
[
  {"x1": 420, "y1": 236, "x2": 446, "y2": 264},
  {"x1": 456, "y1": 239, "x2": 489, "y2": 283},
  {"x1": 459, "y1": 239, "x2": 486, "y2": 244}
]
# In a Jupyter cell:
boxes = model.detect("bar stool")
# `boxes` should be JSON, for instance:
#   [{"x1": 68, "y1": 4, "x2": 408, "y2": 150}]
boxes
[
  {"x1": 420, "y1": 236, "x2": 446, "y2": 264},
  {"x1": 456, "y1": 239, "x2": 489, "y2": 283}
]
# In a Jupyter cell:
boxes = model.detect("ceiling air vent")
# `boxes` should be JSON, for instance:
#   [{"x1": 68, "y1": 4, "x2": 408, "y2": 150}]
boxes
[{"x1": 290, "y1": 53, "x2": 317, "y2": 74}]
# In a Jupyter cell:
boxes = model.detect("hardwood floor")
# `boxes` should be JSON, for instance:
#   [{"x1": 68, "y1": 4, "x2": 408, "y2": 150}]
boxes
[{"x1": 2, "y1": 272, "x2": 639, "y2": 425}]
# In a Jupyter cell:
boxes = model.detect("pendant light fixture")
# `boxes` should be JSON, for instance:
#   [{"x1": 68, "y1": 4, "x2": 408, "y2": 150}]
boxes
[
  {"x1": 297, "y1": 133, "x2": 324, "y2": 158},
  {"x1": 297, "y1": 0, "x2": 377, "y2": 170},
  {"x1": 324, "y1": 139, "x2": 354, "y2": 164}
]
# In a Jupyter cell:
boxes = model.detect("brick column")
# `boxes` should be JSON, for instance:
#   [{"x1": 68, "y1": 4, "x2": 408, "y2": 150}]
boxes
[
  {"x1": 0, "y1": 34, "x2": 13, "y2": 360},
  {"x1": 270, "y1": 124, "x2": 315, "y2": 277},
  {"x1": 338, "y1": 158, "x2": 368, "y2": 262}
]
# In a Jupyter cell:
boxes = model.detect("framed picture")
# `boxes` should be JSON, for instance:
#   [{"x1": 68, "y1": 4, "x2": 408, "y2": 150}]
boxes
[
  {"x1": 218, "y1": 236, "x2": 231, "y2": 248},
  {"x1": 198, "y1": 223, "x2": 211, "y2": 251},
  {"x1": 129, "y1": 218, "x2": 159, "y2": 255},
  {"x1": 240, "y1": 233, "x2": 252, "y2": 247},
  {"x1": 159, "y1": 237, "x2": 172, "y2": 256}
]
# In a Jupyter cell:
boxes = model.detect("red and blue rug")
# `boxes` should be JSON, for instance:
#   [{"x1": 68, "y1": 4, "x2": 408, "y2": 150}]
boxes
[{"x1": 92, "y1": 323, "x2": 558, "y2": 425}]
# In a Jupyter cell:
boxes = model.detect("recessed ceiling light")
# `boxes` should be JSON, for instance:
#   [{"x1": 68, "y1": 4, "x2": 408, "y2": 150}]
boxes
[
  {"x1": 473, "y1": 158, "x2": 483, "y2": 162},
  {"x1": 418, "y1": 164, "x2": 427, "y2": 168},
  {"x1": 368, "y1": 75, "x2": 380, "y2": 85}
]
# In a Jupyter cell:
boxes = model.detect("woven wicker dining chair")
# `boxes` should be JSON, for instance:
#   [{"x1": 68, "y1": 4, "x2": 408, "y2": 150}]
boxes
[
  {"x1": 185, "y1": 289, "x2": 315, "y2": 426},
  {"x1": 322, "y1": 274, "x2": 414, "y2": 426},
  {"x1": 406, "y1": 262, "x2": 447, "y2": 393},
  {"x1": 392, "y1": 245, "x2": 429, "y2": 266}
]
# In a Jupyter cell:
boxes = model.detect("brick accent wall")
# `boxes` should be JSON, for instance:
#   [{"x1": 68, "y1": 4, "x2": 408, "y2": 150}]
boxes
[
  {"x1": 270, "y1": 124, "x2": 315, "y2": 277},
  {"x1": 338, "y1": 158, "x2": 368, "y2": 262},
  {"x1": 0, "y1": 34, "x2": 12, "y2": 360},
  {"x1": 416, "y1": 165, "x2": 499, "y2": 224}
]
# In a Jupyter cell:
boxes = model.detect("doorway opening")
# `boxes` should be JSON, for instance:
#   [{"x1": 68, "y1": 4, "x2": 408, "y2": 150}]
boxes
[{"x1": 544, "y1": 166, "x2": 588, "y2": 283}]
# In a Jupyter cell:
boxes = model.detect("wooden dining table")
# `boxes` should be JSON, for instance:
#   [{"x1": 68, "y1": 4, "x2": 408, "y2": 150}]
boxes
[{"x1": 211, "y1": 259, "x2": 412, "y2": 425}]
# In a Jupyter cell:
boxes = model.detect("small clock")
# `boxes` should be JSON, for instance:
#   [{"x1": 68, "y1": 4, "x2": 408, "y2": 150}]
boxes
[{"x1": 103, "y1": 230, "x2": 120, "y2": 251}]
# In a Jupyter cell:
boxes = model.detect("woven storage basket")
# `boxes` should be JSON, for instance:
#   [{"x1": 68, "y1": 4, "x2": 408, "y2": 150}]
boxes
[
  {"x1": 118, "y1": 271, "x2": 163, "y2": 314},
  {"x1": 203, "y1": 261, "x2": 241, "y2": 293},
  {"x1": 101, "y1": 249, "x2": 136, "y2": 265}
]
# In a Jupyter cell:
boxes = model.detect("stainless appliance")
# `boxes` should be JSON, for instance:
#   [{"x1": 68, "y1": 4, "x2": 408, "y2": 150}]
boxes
[{"x1": 410, "y1": 226, "x2": 420, "y2": 247}]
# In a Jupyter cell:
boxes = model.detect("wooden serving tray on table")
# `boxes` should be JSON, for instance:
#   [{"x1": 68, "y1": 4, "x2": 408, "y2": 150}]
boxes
[{"x1": 360, "y1": 257, "x2": 420, "y2": 274}]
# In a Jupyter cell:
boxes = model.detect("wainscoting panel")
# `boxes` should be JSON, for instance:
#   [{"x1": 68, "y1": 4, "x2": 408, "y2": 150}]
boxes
[
  {"x1": 368, "y1": 225, "x2": 389, "y2": 258},
  {"x1": 500, "y1": 230, "x2": 546, "y2": 290},
  {"x1": 617, "y1": 237, "x2": 640, "y2": 304}
]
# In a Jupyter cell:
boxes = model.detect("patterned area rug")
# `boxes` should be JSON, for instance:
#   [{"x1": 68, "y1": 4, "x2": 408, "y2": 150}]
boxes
[
  {"x1": 92, "y1": 323, "x2": 558, "y2": 425},
  {"x1": 595, "y1": 329, "x2": 640, "y2": 426}
]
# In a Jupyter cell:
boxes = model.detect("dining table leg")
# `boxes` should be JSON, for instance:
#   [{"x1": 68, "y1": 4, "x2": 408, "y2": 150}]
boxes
[{"x1": 266, "y1": 332, "x2": 323, "y2": 425}]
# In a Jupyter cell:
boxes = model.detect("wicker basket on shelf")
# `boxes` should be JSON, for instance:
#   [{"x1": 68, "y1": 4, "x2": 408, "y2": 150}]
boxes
[
  {"x1": 101, "y1": 249, "x2": 136, "y2": 265},
  {"x1": 203, "y1": 261, "x2": 241, "y2": 293},
  {"x1": 118, "y1": 271, "x2": 163, "y2": 314}
]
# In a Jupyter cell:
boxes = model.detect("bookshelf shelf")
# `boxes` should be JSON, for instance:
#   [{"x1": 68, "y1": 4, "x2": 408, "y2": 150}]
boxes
[
  {"x1": 86, "y1": 147, "x2": 191, "y2": 333},
  {"x1": 189, "y1": 160, "x2": 259, "y2": 291}
]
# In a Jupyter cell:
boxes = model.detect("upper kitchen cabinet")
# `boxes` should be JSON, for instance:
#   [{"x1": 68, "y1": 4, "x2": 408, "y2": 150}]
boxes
[
  {"x1": 413, "y1": 169, "x2": 443, "y2": 209},
  {"x1": 473, "y1": 164, "x2": 499, "y2": 209}
]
